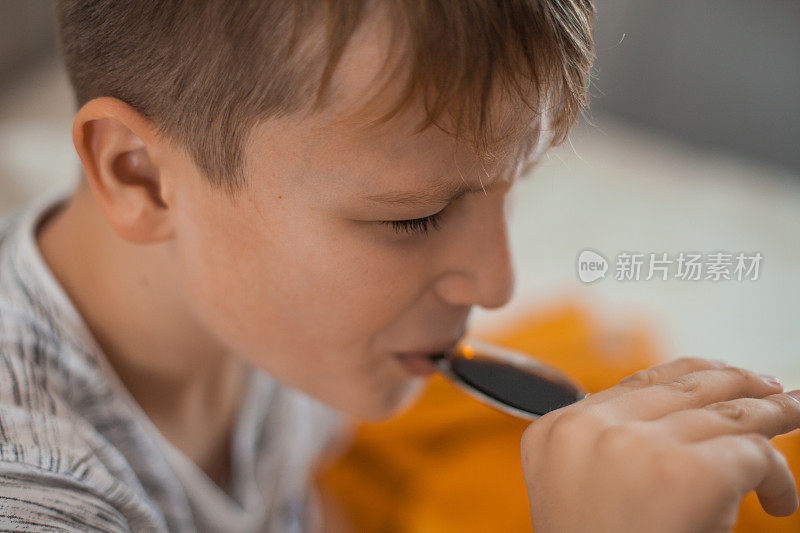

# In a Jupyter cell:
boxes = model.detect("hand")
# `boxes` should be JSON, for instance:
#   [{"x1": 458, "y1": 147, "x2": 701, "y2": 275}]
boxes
[{"x1": 520, "y1": 357, "x2": 800, "y2": 533}]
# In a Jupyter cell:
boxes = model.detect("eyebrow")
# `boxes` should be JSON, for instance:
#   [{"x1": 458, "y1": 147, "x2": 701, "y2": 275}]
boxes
[{"x1": 361, "y1": 179, "x2": 490, "y2": 207}]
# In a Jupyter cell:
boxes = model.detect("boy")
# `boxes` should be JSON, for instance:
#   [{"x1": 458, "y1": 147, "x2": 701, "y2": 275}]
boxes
[{"x1": 1, "y1": 1, "x2": 799, "y2": 532}]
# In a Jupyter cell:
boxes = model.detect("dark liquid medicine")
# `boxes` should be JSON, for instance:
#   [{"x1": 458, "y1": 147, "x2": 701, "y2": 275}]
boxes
[{"x1": 450, "y1": 356, "x2": 582, "y2": 416}]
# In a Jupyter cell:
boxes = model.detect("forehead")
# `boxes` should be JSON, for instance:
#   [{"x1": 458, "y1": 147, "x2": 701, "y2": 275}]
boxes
[
  {"x1": 245, "y1": 3, "x2": 548, "y2": 198},
  {"x1": 314, "y1": 3, "x2": 546, "y2": 155}
]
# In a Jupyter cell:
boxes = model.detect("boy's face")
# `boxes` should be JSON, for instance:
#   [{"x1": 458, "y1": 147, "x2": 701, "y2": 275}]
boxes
[{"x1": 159, "y1": 14, "x2": 537, "y2": 420}]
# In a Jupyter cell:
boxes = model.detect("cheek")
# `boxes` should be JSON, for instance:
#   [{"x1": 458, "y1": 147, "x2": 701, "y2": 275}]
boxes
[
  {"x1": 171, "y1": 193, "x2": 423, "y2": 361},
  {"x1": 168, "y1": 187, "x2": 437, "y2": 419}
]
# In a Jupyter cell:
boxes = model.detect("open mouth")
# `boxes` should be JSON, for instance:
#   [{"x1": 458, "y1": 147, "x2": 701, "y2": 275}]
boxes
[{"x1": 391, "y1": 351, "x2": 445, "y2": 376}]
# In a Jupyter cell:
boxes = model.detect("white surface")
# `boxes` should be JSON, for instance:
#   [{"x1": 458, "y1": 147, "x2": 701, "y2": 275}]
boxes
[
  {"x1": 2, "y1": 58, "x2": 799, "y2": 389},
  {"x1": 0, "y1": 57, "x2": 77, "y2": 212}
]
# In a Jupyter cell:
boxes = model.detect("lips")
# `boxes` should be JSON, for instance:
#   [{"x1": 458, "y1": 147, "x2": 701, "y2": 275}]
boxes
[
  {"x1": 392, "y1": 341, "x2": 458, "y2": 377},
  {"x1": 392, "y1": 352, "x2": 441, "y2": 376}
]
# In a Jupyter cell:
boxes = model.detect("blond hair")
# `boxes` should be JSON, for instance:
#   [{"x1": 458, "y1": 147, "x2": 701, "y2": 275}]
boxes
[{"x1": 55, "y1": 0, "x2": 595, "y2": 195}]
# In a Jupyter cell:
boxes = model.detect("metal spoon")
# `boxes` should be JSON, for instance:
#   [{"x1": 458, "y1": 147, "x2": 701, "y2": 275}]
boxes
[{"x1": 431, "y1": 337, "x2": 589, "y2": 420}]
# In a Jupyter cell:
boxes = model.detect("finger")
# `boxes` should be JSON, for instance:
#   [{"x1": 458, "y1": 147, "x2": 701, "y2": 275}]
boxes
[
  {"x1": 652, "y1": 391, "x2": 800, "y2": 443},
  {"x1": 691, "y1": 433, "x2": 799, "y2": 517},
  {"x1": 597, "y1": 366, "x2": 783, "y2": 422},
  {"x1": 576, "y1": 357, "x2": 729, "y2": 407}
]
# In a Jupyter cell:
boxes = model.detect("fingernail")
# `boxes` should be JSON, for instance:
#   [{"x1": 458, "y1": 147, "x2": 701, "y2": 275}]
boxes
[{"x1": 758, "y1": 374, "x2": 783, "y2": 387}]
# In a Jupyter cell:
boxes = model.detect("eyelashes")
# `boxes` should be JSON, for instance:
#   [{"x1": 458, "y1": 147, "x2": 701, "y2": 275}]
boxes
[
  {"x1": 377, "y1": 189, "x2": 468, "y2": 236},
  {"x1": 379, "y1": 209, "x2": 446, "y2": 235}
]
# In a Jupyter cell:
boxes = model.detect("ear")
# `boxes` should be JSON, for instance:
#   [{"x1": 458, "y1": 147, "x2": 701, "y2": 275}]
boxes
[{"x1": 72, "y1": 97, "x2": 175, "y2": 244}]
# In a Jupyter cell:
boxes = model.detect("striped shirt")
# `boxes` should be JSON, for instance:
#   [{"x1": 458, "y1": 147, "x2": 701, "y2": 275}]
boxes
[{"x1": 0, "y1": 184, "x2": 345, "y2": 532}]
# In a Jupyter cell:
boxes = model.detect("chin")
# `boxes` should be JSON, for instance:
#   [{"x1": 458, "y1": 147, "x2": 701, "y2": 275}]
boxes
[{"x1": 345, "y1": 376, "x2": 428, "y2": 422}]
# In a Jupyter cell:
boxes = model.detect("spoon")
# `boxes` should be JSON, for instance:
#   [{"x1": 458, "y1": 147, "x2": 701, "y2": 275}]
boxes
[{"x1": 430, "y1": 337, "x2": 589, "y2": 420}]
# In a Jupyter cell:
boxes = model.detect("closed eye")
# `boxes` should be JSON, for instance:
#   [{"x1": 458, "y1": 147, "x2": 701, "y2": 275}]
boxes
[{"x1": 379, "y1": 209, "x2": 446, "y2": 236}]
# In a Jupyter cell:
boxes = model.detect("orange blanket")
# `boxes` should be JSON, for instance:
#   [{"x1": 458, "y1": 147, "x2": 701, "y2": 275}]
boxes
[{"x1": 315, "y1": 302, "x2": 800, "y2": 532}]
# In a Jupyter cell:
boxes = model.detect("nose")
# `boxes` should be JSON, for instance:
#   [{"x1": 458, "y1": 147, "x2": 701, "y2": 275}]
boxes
[{"x1": 433, "y1": 196, "x2": 516, "y2": 310}]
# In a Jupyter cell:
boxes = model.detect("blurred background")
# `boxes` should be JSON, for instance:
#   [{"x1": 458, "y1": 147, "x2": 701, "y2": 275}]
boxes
[{"x1": 0, "y1": 1, "x2": 798, "y2": 388}]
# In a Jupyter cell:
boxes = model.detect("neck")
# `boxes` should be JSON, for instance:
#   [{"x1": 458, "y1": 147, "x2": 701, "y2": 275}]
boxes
[{"x1": 37, "y1": 179, "x2": 246, "y2": 487}]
